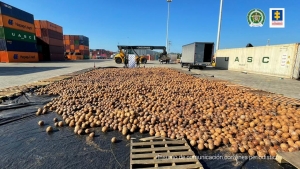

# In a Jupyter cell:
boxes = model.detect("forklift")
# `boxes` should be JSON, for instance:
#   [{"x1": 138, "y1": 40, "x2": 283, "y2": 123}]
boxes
[{"x1": 115, "y1": 45, "x2": 168, "y2": 68}]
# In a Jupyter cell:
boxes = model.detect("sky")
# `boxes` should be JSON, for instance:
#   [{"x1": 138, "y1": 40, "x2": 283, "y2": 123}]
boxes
[{"x1": 6, "y1": 0, "x2": 300, "y2": 53}]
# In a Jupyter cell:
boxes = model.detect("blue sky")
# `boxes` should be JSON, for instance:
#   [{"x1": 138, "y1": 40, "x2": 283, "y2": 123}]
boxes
[{"x1": 6, "y1": 0, "x2": 300, "y2": 53}]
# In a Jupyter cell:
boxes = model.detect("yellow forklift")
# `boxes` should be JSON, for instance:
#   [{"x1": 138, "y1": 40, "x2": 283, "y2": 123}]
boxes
[{"x1": 114, "y1": 45, "x2": 167, "y2": 66}]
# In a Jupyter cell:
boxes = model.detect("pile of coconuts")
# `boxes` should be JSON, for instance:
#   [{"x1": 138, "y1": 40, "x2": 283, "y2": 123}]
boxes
[{"x1": 35, "y1": 68, "x2": 300, "y2": 157}]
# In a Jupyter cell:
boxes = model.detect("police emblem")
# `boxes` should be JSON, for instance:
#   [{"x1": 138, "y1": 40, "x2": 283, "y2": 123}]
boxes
[{"x1": 247, "y1": 9, "x2": 265, "y2": 27}]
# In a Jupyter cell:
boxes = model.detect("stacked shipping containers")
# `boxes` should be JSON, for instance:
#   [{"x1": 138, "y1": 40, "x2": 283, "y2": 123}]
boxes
[
  {"x1": 64, "y1": 35, "x2": 89, "y2": 59},
  {"x1": 34, "y1": 20, "x2": 64, "y2": 61},
  {"x1": 0, "y1": 1, "x2": 38, "y2": 62}
]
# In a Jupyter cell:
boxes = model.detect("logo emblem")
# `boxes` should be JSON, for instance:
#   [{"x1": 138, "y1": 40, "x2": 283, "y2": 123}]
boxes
[
  {"x1": 269, "y1": 8, "x2": 285, "y2": 28},
  {"x1": 247, "y1": 9, "x2": 265, "y2": 27},
  {"x1": 8, "y1": 19, "x2": 13, "y2": 25},
  {"x1": 13, "y1": 54, "x2": 18, "y2": 59}
]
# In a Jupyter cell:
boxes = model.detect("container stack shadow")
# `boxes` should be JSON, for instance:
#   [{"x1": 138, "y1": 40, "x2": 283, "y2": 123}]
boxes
[{"x1": 0, "y1": 1, "x2": 38, "y2": 63}]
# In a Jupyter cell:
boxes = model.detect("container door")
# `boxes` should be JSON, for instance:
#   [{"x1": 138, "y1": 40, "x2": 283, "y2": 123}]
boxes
[
  {"x1": 194, "y1": 43, "x2": 204, "y2": 63},
  {"x1": 203, "y1": 43, "x2": 214, "y2": 62}
]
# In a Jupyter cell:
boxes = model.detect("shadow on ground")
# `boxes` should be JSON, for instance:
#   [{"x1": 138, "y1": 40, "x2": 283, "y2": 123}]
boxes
[
  {"x1": 39, "y1": 59, "x2": 113, "y2": 63},
  {"x1": 0, "y1": 67, "x2": 67, "y2": 76}
]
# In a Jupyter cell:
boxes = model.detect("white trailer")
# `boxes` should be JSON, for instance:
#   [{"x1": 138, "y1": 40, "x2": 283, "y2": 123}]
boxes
[{"x1": 181, "y1": 42, "x2": 214, "y2": 70}]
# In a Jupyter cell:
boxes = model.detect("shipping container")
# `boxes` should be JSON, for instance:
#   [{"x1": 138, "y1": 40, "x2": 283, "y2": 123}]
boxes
[
  {"x1": 37, "y1": 20, "x2": 63, "y2": 34},
  {"x1": 50, "y1": 53, "x2": 64, "y2": 61},
  {"x1": 49, "y1": 38, "x2": 63, "y2": 46},
  {"x1": 74, "y1": 45, "x2": 79, "y2": 50},
  {"x1": 70, "y1": 45, "x2": 74, "y2": 50},
  {"x1": 215, "y1": 43, "x2": 300, "y2": 79},
  {"x1": 69, "y1": 40, "x2": 74, "y2": 45},
  {"x1": 38, "y1": 37, "x2": 63, "y2": 46},
  {"x1": 74, "y1": 40, "x2": 79, "y2": 45},
  {"x1": 74, "y1": 36, "x2": 79, "y2": 40},
  {"x1": 0, "y1": 1, "x2": 34, "y2": 24},
  {"x1": 0, "y1": 27, "x2": 36, "y2": 43},
  {"x1": 79, "y1": 35, "x2": 83, "y2": 40},
  {"x1": 79, "y1": 40, "x2": 84, "y2": 45},
  {"x1": 35, "y1": 29, "x2": 41, "y2": 37},
  {"x1": 181, "y1": 42, "x2": 214, "y2": 68},
  {"x1": 0, "y1": 51, "x2": 38, "y2": 62},
  {"x1": 0, "y1": 39, "x2": 37, "y2": 52},
  {"x1": 0, "y1": 14, "x2": 35, "y2": 33},
  {"x1": 37, "y1": 44, "x2": 42, "y2": 52},
  {"x1": 69, "y1": 35, "x2": 74, "y2": 40},
  {"x1": 65, "y1": 45, "x2": 70, "y2": 50},
  {"x1": 49, "y1": 45, "x2": 64, "y2": 54},
  {"x1": 84, "y1": 45, "x2": 89, "y2": 50},
  {"x1": 83, "y1": 55, "x2": 89, "y2": 59},
  {"x1": 168, "y1": 54, "x2": 178, "y2": 63},
  {"x1": 36, "y1": 28, "x2": 63, "y2": 40},
  {"x1": 79, "y1": 45, "x2": 84, "y2": 50},
  {"x1": 38, "y1": 53, "x2": 43, "y2": 61},
  {"x1": 64, "y1": 40, "x2": 70, "y2": 45},
  {"x1": 67, "y1": 55, "x2": 83, "y2": 60},
  {"x1": 64, "y1": 35, "x2": 69, "y2": 40},
  {"x1": 34, "y1": 20, "x2": 40, "y2": 29}
]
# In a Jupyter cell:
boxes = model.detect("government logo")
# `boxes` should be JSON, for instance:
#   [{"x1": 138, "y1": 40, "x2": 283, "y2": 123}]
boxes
[
  {"x1": 247, "y1": 9, "x2": 265, "y2": 27},
  {"x1": 269, "y1": 8, "x2": 285, "y2": 28}
]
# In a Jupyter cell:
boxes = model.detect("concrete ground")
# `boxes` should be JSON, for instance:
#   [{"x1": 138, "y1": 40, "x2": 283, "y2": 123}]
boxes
[{"x1": 0, "y1": 59, "x2": 299, "y2": 99}]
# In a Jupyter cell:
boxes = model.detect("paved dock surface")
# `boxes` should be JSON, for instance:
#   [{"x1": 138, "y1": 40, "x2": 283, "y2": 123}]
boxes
[{"x1": 0, "y1": 60, "x2": 299, "y2": 99}]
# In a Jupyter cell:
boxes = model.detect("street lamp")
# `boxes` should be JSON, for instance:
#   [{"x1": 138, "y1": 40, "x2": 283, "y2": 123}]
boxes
[
  {"x1": 166, "y1": 0, "x2": 172, "y2": 52},
  {"x1": 216, "y1": 0, "x2": 223, "y2": 51}
]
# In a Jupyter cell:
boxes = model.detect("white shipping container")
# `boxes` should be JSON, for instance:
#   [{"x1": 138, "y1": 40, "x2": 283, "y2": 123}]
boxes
[
  {"x1": 215, "y1": 43, "x2": 300, "y2": 79},
  {"x1": 168, "y1": 54, "x2": 178, "y2": 62},
  {"x1": 181, "y1": 42, "x2": 214, "y2": 65}
]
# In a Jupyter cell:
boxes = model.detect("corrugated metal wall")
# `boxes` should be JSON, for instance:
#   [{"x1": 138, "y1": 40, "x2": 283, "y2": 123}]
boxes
[
  {"x1": 215, "y1": 43, "x2": 300, "y2": 79},
  {"x1": 181, "y1": 43, "x2": 196, "y2": 63},
  {"x1": 133, "y1": 49, "x2": 160, "y2": 56},
  {"x1": 292, "y1": 44, "x2": 300, "y2": 79}
]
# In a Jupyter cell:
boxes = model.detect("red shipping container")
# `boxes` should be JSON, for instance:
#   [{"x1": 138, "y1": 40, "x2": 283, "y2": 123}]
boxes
[
  {"x1": 50, "y1": 53, "x2": 64, "y2": 61},
  {"x1": 65, "y1": 45, "x2": 70, "y2": 50},
  {"x1": 84, "y1": 46, "x2": 89, "y2": 50},
  {"x1": 49, "y1": 45, "x2": 64, "y2": 54},
  {"x1": 35, "y1": 29, "x2": 41, "y2": 37},
  {"x1": 64, "y1": 35, "x2": 70, "y2": 40},
  {"x1": 70, "y1": 45, "x2": 74, "y2": 50},
  {"x1": 69, "y1": 35, "x2": 74, "y2": 40},
  {"x1": 69, "y1": 40, "x2": 74, "y2": 45},
  {"x1": 38, "y1": 53, "x2": 43, "y2": 61},
  {"x1": 64, "y1": 40, "x2": 70, "y2": 45},
  {"x1": 74, "y1": 36, "x2": 79, "y2": 40},
  {"x1": 49, "y1": 38, "x2": 63, "y2": 46},
  {"x1": 74, "y1": 45, "x2": 79, "y2": 50}
]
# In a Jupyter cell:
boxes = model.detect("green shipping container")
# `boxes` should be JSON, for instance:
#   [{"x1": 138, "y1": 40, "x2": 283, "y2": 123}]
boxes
[
  {"x1": 74, "y1": 40, "x2": 79, "y2": 45},
  {"x1": 0, "y1": 27, "x2": 36, "y2": 43},
  {"x1": 83, "y1": 55, "x2": 89, "y2": 59}
]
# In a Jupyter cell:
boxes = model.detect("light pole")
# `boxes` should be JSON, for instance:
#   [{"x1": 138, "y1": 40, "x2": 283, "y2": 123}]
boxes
[
  {"x1": 166, "y1": 0, "x2": 172, "y2": 52},
  {"x1": 216, "y1": 0, "x2": 223, "y2": 51}
]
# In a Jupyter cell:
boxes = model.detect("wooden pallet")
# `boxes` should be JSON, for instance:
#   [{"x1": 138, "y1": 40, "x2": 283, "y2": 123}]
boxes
[
  {"x1": 276, "y1": 151, "x2": 300, "y2": 169},
  {"x1": 130, "y1": 137, "x2": 203, "y2": 169}
]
